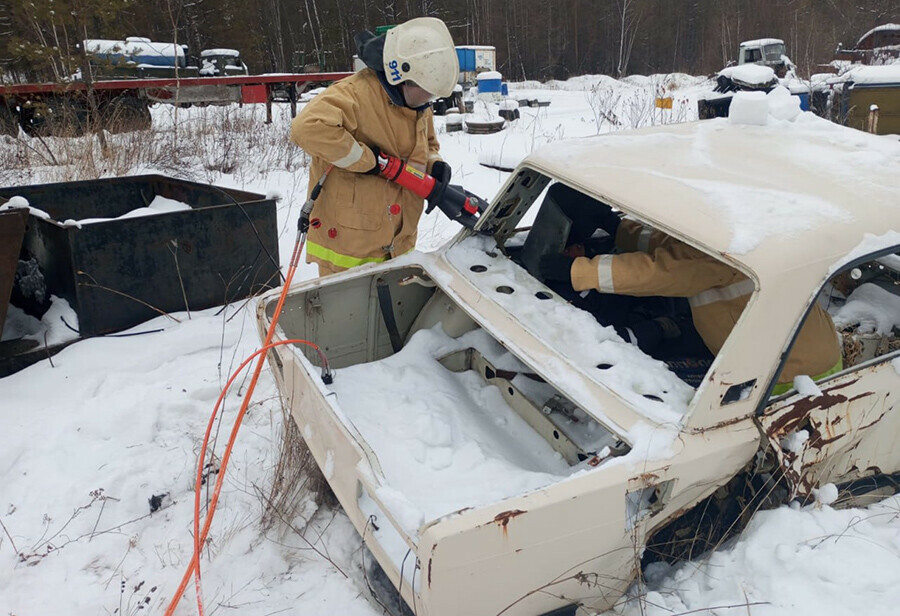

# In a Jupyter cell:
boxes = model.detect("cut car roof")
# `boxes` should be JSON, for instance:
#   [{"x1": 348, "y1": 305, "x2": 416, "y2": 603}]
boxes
[{"x1": 520, "y1": 117, "x2": 900, "y2": 282}]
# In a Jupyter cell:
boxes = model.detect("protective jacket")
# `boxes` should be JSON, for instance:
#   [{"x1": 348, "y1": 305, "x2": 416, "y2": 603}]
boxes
[
  {"x1": 290, "y1": 68, "x2": 441, "y2": 271},
  {"x1": 570, "y1": 221, "x2": 841, "y2": 385}
]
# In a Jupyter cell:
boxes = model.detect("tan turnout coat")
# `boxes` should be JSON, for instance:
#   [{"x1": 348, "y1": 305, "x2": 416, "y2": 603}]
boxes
[
  {"x1": 290, "y1": 69, "x2": 442, "y2": 272},
  {"x1": 571, "y1": 221, "x2": 841, "y2": 385}
]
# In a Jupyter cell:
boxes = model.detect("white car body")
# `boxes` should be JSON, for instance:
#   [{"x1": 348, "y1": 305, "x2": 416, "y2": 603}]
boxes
[{"x1": 259, "y1": 118, "x2": 900, "y2": 616}]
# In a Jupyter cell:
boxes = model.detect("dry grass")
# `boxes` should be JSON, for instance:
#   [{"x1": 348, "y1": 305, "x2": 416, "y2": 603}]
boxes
[
  {"x1": 0, "y1": 103, "x2": 307, "y2": 188},
  {"x1": 261, "y1": 399, "x2": 335, "y2": 535}
]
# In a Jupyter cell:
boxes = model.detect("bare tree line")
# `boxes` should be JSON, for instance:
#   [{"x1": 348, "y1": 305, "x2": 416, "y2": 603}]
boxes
[{"x1": 3, "y1": 0, "x2": 898, "y2": 83}]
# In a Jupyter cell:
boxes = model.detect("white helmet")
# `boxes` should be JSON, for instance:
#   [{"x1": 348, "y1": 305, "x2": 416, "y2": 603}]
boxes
[{"x1": 383, "y1": 17, "x2": 459, "y2": 98}]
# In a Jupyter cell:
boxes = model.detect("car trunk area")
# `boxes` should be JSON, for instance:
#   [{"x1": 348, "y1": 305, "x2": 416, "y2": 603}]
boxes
[
  {"x1": 261, "y1": 263, "x2": 641, "y2": 614},
  {"x1": 266, "y1": 265, "x2": 627, "y2": 525}
]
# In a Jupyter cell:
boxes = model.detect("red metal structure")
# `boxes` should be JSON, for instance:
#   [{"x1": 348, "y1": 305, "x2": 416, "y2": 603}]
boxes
[
  {"x1": 835, "y1": 24, "x2": 900, "y2": 65},
  {"x1": 0, "y1": 72, "x2": 352, "y2": 136}
]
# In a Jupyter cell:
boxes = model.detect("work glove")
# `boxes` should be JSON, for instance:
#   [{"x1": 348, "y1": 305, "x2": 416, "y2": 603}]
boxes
[
  {"x1": 425, "y1": 160, "x2": 452, "y2": 214},
  {"x1": 539, "y1": 254, "x2": 575, "y2": 283},
  {"x1": 364, "y1": 145, "x2": 383, "y2": 175}
]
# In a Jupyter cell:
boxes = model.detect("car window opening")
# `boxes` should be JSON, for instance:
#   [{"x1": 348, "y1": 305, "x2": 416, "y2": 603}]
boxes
[
  {"x1": 505, "y1": 181, "x2": 750, "y2": 390},
  {"x1": 773, "y1": 251, "x2": 900, "y2": 394}
]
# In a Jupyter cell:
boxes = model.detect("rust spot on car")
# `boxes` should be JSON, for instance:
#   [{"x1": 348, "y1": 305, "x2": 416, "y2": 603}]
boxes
[
  {"x1": 848, "y1": 392, "x2": 875, "y2": 403},
  {"x1": 822, "y1": 378, "x2": 860, "y2": 393},
  {"x1": 857, "y1": 408, "x2": 888, "y2": 432},
  {"x1": 493, "y1": 509, "x2": 526, "y2": 535},
  {"x1": 814, "y1": 432, "x2": 849, "y2": 447},
  {"x1": 766, "y1": 392, "x2": 849, "y2": 436}
]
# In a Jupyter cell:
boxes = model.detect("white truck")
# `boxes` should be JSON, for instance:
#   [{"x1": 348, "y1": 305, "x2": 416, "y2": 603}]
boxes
[{"x1": 738, "y1": 37, "x2": 793, "y2": 78}]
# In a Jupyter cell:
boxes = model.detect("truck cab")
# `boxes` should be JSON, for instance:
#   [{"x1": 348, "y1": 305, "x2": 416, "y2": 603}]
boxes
[
  {"x1": 739, "y1": 38, "x2": 791, "y2": 77},
  {"x1": 199, "y1": 48, "x2": 249, "y2": 77}
]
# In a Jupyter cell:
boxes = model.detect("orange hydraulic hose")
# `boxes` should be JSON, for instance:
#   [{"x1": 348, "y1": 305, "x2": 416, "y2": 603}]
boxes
[
  {"x1": 191, "y1": 232, "x2": 305, "y2": 616},
  {"x1": 165, "y1": 167, "x2": 333, "y2": 616},
  {"x1": 160, "y1": 336, "x2": 325, "y2": 616}
]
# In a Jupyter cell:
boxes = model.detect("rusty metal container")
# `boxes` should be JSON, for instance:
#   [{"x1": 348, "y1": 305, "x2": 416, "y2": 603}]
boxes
[{"x1": 0, "y1": 206, "x2": 28, "y2": 333}]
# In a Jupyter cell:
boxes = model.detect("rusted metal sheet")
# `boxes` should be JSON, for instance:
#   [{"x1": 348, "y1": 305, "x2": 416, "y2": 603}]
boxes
[
  {"x1": 759, "y1": 362, "x2": 900, "y2": 501},
  {"x1": 0, "y1": 207, "x2": 27, "y2": 333}
]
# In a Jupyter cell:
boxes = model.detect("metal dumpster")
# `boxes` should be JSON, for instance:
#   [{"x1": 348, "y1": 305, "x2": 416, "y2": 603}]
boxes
[
  {"x1": 0, "y1": 205, "x2": 28, "y2": 334},
  {"x1": 0, "y1": 175, "x2": 280, "y2": 337}
]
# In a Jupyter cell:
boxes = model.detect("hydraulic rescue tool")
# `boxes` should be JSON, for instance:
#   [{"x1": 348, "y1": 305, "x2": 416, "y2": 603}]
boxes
[{"x1": 374, "y1": 151, "x2": 485, "y2": 229}]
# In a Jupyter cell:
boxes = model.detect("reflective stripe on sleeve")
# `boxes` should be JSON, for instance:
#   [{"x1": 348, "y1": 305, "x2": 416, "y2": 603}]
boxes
[
  {"x1": 307, "y1": 241, "x2": 388, "y2": 269},
  {"x1": 770, "y1": 358, "x2": 843, "y2": 396},
  {"x1": 332, "y1": 141, "x2": 364, "y2": 169},
  {"x1": 688, "y1": 278, "x2": 755, "y2": 308},
  {"x1": 596, "y1": 255, "x2": 615, "y2": 292}
]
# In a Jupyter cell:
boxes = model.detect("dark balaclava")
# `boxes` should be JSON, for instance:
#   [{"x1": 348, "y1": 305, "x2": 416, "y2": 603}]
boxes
[{"x1": 355, "y1": 30, "x2": 431, "y2": 111}]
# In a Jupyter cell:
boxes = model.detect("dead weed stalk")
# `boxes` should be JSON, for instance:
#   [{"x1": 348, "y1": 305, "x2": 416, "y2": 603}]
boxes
[{"x1": 261, "y1": 396, "x2": 335, "y2": 536}]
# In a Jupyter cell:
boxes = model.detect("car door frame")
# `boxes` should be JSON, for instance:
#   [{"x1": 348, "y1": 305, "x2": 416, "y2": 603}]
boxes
[{"x1": 756, "y1": 244, "x2": 900, "y2": 501}]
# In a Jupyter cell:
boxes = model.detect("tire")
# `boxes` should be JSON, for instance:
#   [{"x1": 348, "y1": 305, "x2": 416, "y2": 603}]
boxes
[
  {"x1": 101, "y1": 95, "x2": 152, "y2": 133},
  {"x1": 25, "y1": 96, "x2": 88, "y2": 136}
]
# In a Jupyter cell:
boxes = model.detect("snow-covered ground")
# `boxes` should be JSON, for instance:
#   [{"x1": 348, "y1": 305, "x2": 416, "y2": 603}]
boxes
[{"x1": 2, "y1": 73, "x2": 900, "y2": 616}]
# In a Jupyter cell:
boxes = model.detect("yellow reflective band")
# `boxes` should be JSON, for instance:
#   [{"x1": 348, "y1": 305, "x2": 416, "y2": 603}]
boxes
[
  {"x1": 405, "y1": 164, "x2": 425, "y2": 180},
  {"x1": 771, "y1": 358, "x2": 844, "y2": 397},
  {"x1": 306, "y1": 241, "x2": 388, "y2": 269}
]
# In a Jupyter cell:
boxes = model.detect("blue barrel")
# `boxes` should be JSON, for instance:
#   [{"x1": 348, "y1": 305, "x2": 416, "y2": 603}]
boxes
[
  {"x1": 477, "y1": 71, "x2": 502, "y2": 94},
  {"x1": 501, "y1": 83, "x2": 509, "y2": 96},
  {"x1": 794, "y1": 92, "x2": 810, "y2": 111}
]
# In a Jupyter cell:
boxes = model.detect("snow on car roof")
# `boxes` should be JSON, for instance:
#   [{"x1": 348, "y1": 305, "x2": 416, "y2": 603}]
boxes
[
  {"x1": 740, "y1": 38, "x2": 784, "y2": 48},
  {"x1": 521, "y1": 117, "x2": 900, "y2": 282},
  {"x1": 201, "y1": 48, "x2": 240, "y2": 57}
]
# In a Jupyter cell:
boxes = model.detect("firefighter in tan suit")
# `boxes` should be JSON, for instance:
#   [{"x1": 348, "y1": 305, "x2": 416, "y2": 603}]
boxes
[
  {"x1": 541, "y1": 202, "x2": 842, "y2": 391},
  {"x1": 290, "y1": 18, "x2": 458, "y2": 275}
]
